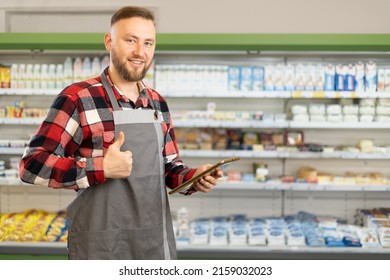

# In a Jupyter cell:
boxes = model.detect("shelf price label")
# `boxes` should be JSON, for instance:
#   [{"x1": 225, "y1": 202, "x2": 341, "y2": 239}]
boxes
[
  {"x1": 312, "y1": 91, "x2": 325, "y2": 98},
  {"x1": 292, "y1": 91, "x2": 303, "y2": 98}
]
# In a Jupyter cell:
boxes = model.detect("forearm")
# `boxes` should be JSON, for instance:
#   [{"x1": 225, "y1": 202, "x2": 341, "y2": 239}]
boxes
[
  {"x1": 19, "y1": 146, "x2": 105, "y2": 189},
  {"x1": 164, "y1": 157, "x2": 196, "y2": 189}
]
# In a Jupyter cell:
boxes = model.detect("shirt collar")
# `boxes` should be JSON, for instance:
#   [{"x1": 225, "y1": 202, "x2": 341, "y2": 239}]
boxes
[{"x1": 103, "y1": 67, "x2": 151, "y2": 109}]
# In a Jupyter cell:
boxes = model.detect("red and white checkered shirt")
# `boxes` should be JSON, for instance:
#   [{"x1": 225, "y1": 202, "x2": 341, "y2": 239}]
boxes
[{"x1": 19, "y1": 68, "x2": 196, "y2": 191}]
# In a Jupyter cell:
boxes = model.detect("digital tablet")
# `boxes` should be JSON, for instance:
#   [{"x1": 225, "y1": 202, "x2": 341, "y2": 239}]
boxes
[{"x1": 168, "y1": 157, "x2": 240, "y2": 195}]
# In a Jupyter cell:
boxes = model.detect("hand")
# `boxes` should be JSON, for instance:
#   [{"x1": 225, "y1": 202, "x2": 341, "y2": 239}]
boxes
[
  {"x1": 192, "y1": 164, "x2": 224, "y2": 193},
  {"x1": 103, "y1": 131, "x2": 133, "y2": 179}
]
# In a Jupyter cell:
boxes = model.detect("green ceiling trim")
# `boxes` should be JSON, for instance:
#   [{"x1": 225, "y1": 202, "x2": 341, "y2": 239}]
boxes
[{"x1": 0, "y1": 33, "x2": 389, "y2": 52}]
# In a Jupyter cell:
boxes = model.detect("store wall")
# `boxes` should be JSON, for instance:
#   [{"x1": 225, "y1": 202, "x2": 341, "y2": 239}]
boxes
[{"x1": 0, "y1": 0, "x2": 389, "y2": 33}]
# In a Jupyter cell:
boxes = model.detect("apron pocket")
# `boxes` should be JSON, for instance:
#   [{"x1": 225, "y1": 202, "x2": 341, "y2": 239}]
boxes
[{"x1": 68, "y1": 225, "x2": 165, "y2": 260}]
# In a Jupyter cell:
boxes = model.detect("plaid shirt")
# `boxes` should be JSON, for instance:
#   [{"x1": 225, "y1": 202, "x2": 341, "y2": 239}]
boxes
[{"x1": 19, "y1": 68, "x2": 196, "y2": 191}]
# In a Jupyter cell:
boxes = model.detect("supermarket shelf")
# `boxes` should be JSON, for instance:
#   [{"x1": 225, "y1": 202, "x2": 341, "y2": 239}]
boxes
[
  {"x1": 0, "y1": 147, "x2": 390, "y2": 160},
  {"x1": 2, "y1": 88, "x2": 390, "y2": 99},
  {"x1": 180, "y1": 149, "x2": 390, "y2": 160},
  {"x1": 3, "y1": 146, "x2": 390, "y2": 159},
  {"x1": 175, "y1": 120, "x2": 288, "y2": 128},
  {"x1": 177, "y1": 244, "x2": 390, "y2": 260},
  {"x1": 1, "y1": 242, "x2": 390, "y2": 259},
  {"x1": 2, "y1": 117, "x2": 390, "y2": 129},
  {"x1": 0, "y1": 118, "x2": 44, "y2": 125},
  {"x1": 0, "y1": 88, "x2": 59, "y2": 96},
  {"x1": 289, "y1": 122, "x2": 390, "y2": 129},
  {"x1": 0, "y1": 147, "x2": 25, "y2": 155},
  {"x1": 1, "y1": 178, "x2": 388, "y2": 191},
  {"x1": 216, "y1": 182, "x2": 390, "y2": 192},
  {"x1": 165, "y1": 90, "x2": 390, "y2": 99},
  {"x1": 0, "y1": 178, "x2": 23, "y2": 186}
]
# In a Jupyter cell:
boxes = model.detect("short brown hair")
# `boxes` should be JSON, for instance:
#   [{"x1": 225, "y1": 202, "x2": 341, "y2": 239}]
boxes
[{"x1": 111, "y1": 6, "x2": 155, "y2": 26}]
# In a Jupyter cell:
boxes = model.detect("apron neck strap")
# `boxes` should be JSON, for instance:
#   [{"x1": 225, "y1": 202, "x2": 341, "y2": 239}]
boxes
[
  {"x1": 100, "y1": 72, "x2": 120, "y2": 111},
  {"x1": 100, "y1": 72, "x2": 159, "y2": 119}
]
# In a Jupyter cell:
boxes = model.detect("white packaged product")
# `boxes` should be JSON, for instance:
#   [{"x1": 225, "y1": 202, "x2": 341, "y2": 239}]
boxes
[
  {"x1": 286, "y1": 231, "x2": 306, "y2": 246},
  {"x1": 343, "y1": 114, "x2": 358, "y2": 122},
  {"x1": 377, "y1": 98, "x2": 390, "y2": 106},
  {"x1": 385, "y1": 69, "x2": 390, "y2": 91},
  {"x1": 309, "y1": 104, "x2": 326, "y2": 115},
  {"x1": 274, "y1": 114, "x2": 286, "y2": 122},
  {"x1": 375, "y1": 115, "x2": 390, "y2": 122},
  {"x1": 252, "y1": 66, "x2": 265, "y2": 91},
  {"x1": 355, "y1": 61, "x2": 365, "y2": 92},
  {"x1": 356, "y1": 227, "x2": 381, "y2": 248},
  {"x1": 209, "y1": 217, "x2": 229, "y2": 245},
  {"x1": 248, "y1": 226, "x2": 266, "y2": 245},
  {"x1": 310, "y1": 114, "x2": 326, "y2": 122},
  {"x1": 294, "y1": 64, "x2": 306, "y2": 91},
  {"x1": 326, "y1": 104, "x2": 342, "y2": 115},
  {"x1": 33, "y1": 64, "x2": 41, "y2": 89},
  {"x1": 10, "y1": 64, "x2": 19, "y2": 88},
  {"x1": 274, "y1": 64, "x2": 284, "y2": 91},
  {"x1": 342, "y1": 105, "x2": 359, "y2": 115},
  {"x1": 283, "y1": 64, "x2": 295, "y2": 91},
  {"x1": 360, "y1": 114, "x2": 374, "y2": 122},
  {"x1": 359, "y1": 106, "x2": 376, "y2": 115},
  {"x1": 17, "y1": 64, "x2": 26, "y2": 88},
  {"x1": 360, "y1": 98, "x2": 376, "y2": 107},
  {"x1": 365, "y1": 61, "x2": 377, "y2": 92},
  {"x1": 291, "y1": 104, "x2": 307, "y2": 114},
  {"x1": 176, "y1": 207, "x2": 190, "y2": 245},
  {"x1": 264, "y1": 65, "x2": 275, "y2": 91},
  {"x1": 228, "y1": 66, "x2": 241, "y2": 91},
  {"x1": 55, "y1": 64, "x2": 64, "y2": 89},
  {"x1": 376, "y1": 105, "x2": 390, "y2": 115},
  {"x1": 240, "y1": 66, "x2": 253, "y2": 91},
  {"x1": 314, "y1": 64, "x2": 325, "y2": 91},
  {"x1": 293, "y1": 114, "x2": 309, "y2": 122},
  {"x1": 305, "y1": 64, "x2": 315, "y2": 91},
  {"x1": 377, "y1": 227, "x2": 390, "y2": 247},
  {"x1": 190, "y1": 219, "x2": 210, "y2": 245},
  {"x1": 267, "y1": 229, "x2": 285, "y2": 246},
  {"x1": 377, "y1": 69, "x2": 385, "y2": 92},
  {"x1": 229, "y1": 225, "x2": 248, "y2": 246},
  {"x1": 327, "y1": 114, "x2": 342, "y2": 122}
]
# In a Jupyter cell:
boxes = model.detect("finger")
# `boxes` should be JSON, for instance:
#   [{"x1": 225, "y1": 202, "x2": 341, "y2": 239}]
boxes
[{"x1": 113, "y1": 131, "x2": 125, "y2": 150}]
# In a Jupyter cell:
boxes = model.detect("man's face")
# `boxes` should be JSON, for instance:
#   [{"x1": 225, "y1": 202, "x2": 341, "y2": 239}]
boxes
[{"x1": 106, "y1": 17, "x2": 156, "y2": 82}]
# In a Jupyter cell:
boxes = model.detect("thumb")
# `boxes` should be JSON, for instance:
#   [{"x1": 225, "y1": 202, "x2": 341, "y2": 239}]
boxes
[{"x1": 112, "y1": 131, "x2": 125, "y2": 150}]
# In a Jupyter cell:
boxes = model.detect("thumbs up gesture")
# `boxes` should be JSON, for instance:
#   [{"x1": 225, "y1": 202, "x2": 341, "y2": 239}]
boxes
[{"x1": 103, "y1": 131, "x2": 133, "y2": 179}]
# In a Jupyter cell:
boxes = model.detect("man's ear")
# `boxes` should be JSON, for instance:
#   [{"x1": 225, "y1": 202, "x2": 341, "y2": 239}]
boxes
[{"x1": 104, "y1": 32, "x2": 112, "y2": 52}]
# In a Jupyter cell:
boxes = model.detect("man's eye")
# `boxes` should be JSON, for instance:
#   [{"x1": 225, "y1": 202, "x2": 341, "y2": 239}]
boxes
[{"x1": 145, "y1": 42, "x2": 154, "y2": 47}]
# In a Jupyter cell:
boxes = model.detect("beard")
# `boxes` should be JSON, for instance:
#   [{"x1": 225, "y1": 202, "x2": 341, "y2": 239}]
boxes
[{"x1": 111, "y1": 48, "x2": 151, "y2": 82}]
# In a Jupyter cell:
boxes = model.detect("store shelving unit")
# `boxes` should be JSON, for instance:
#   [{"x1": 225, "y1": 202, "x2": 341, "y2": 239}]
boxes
[{"x1": 1, "y1": 33, "x2": 390, "y2": 259}]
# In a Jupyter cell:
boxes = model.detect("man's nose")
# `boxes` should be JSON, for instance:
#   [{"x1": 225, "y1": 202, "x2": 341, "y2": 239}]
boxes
[{"x1": 133, "y1": 42, "x2": 145, "y2": 56}]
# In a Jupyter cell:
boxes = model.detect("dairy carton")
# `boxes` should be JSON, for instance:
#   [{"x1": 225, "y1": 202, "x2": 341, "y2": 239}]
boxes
[
  {"x1": 252, "y1": 66, "x2": 264, "y2": 91},
  {"x1": 324, "y1": 64, "x2": 335, "y2": 91},
  {"x1": 305, "y1": 64, "x2": 315, "y2": 91},
  {"x1": 33, "y1": 64, "x2": 41, "y2": 89},
  {"x1": 240, "y1": 66, "x2": 253, "y2": 91},
  {"x1": 284, "y1": 64, "x2": 295, "y2": 91},
  {"x1": 335, "y1": 64, "x2": 346, "y2": 91},
  {"x1": 314, "y1": 64, "x2": 325, "y2": 91},
  {"x1": 377, "y1": 68, "x2": 385, "y2": 92},
  {"x1": 365, "y1": 61, "x2": 377, "y2": 92},
  {"x1": 345, "y1": 64, "x2": 356, "y2": 91},
  {"x1": 355, "y1": 61, "x2": 365, "y2": 92},
  {"x1": 294, "y1": 64, "x2": 306, "y2": 91},
  {"x1": 274, "y1": 64, "x2": 284, "y2": 91},
  {"x1": 228, "y1": 66, "x2": 241, "y2": 91},
  {"x1": 385, "y1": 69, "x2": 390, "y2": 92}
]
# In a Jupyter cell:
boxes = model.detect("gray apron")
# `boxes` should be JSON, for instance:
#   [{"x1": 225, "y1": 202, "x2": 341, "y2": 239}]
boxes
[{"x1": 66, "y1": 73, "x2": 176, "y2": 260}]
